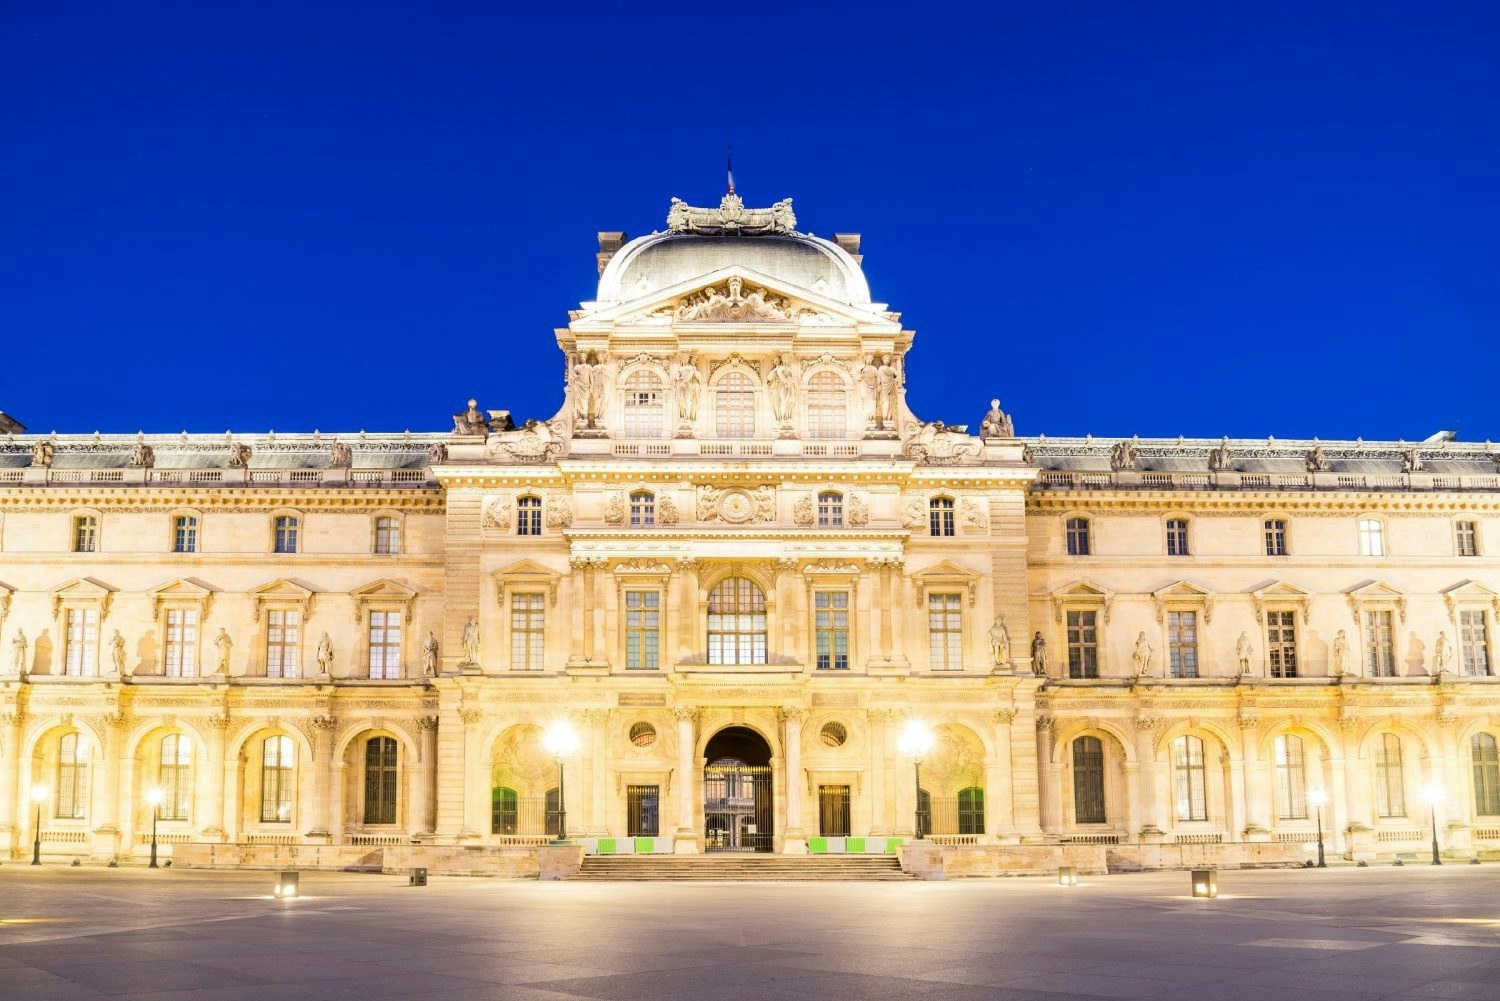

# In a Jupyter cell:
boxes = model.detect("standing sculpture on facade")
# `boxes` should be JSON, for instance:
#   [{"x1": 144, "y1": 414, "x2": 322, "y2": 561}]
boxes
[
  {"x1": 1030, "y1": 632, "x2": 1048, "y2": 677},
  {"x1": 227, "y1": 442, "x2": 252, "y2": 468},
  {"x1": 423, "y1": 631, "x2": 440, "y2": 677},
  {"x1": 670, "y1": 353, "x2": 702, "y2": 429},
  {"x1": 212, "y1": 628, "x2": 233, "y2": 676},
  {"x1": 315, "y1": 632, "x2": 334, "y2": 676},
  {"x1": 462, "y1": 617, "x2": 481, "y2": 666},
  {"x1": 129, "y1": 441, "x2": 155, "y2": 468},
  {"x1": 1331, "y1": 629, "x2": 1351, "y2": 676},
  {"x1": 1110, "y1": 439, "x2": 1139, "y2": 472},
  {"x1": 1432, "y1": 630, "x2": 1452, "y2": 674},
  {"x1": 1131, "y1": 630, "x2": 1154, "y2": 677},
  {"x1": 328, "y1": 441, "x2": 353, "y2": 468},
  {"x1": 874, "y1": 354, "x2": 901, "y2": 429},
  {"x1": 989, "y1": 616, "x2": 1011, "y2": 667},
  {"x1": 452, "y1": 398, "x2": 489, "y2": 436},
  {"x1": 1207, "y1": 437, "x2": 1233, "y2": 472},
  {"x1": 569, "y1": 352, "x2": 608, "y2": 431},
  {"x1": 9, "y1": 629, "x2": 26, "y2": 676},
  {"x1": 1305, "y1": 444, "x2": 1330, "y2": 472},
  {"x1": 766, "y1": 355, "x2": 799, "y2": 425},
  {"x1": 852, "y1": 355, "x2": 879, "y2": 430},
  {"x1": 109, "y1": 630, "x2": 127, "y2": 676},
  {"x1": 1236, "y1": 631, "x2": 1254, "y2": 676},
  {"x1": 30, "y1": 440, "x2": 54, "y2": 467},
  {"x1": 979, "y1": 399, "x2": 1014, "y2": 439}
]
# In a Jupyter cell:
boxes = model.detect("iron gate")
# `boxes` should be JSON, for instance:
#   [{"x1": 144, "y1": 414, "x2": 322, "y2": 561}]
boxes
[
  {"x1": 818, "y1": 784, "x2": 851, "y2": 837},
  {"x1": 704, "y1": 764, "x2": 773, "y2": 852}
]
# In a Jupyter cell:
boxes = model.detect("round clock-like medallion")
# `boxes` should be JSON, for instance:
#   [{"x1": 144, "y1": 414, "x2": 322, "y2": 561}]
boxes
[{"x1": 718, "y1": 489, "x2": 754, "y2": 523}]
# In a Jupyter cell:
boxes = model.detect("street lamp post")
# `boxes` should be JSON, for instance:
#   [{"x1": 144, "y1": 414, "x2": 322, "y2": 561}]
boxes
[
  {"x1": 542, "y1": 720, "x2": 580, "y2": 845},
  {"x1": 896, "y1": 720, "x2": 934, "y2": 842},
  {"x1": 30, "y1": 784, "x2": 48, "y2": 865},
  {"x1": 1306, "y1": 788, "x2": 1328, "y2": 868},
  {"x1": 146, "y1": 787, "x2": 165, "y2": 869},
  {"x1": 1422, "y1": 784, "x2": 1443, "y2": 866}
]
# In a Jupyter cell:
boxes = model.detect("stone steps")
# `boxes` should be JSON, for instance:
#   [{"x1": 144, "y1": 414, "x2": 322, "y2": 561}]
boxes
[{"x1": 569, "y1": 854, "x2": 915, "y2": 881}]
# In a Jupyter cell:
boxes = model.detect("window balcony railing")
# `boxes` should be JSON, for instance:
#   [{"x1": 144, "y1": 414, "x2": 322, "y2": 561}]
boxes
[{"x1": 1034, "y1": 470, "x2": 1500, "y2": 493}]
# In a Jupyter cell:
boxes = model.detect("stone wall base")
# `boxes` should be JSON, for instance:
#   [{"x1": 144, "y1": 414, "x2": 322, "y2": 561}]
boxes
[
  {"x1": 173, "y1": 842, "x2": 545, "y2": 878},
  {"x1": 902, "y1": 841, "x2": 1308, "y2": 879}
]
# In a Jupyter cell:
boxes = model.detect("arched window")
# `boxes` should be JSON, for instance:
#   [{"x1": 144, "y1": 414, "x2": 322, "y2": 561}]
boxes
[
  {"x1": 929, "y1": 497, "x2": 955, "y2": 537},
  {"x1": 1474, "y1": 733, "x2": 1500, "y2": 816},
  {"x1": 1166, "y1": 518, "x2": 1190, "y2": 556},
  {"x1": 806, "y1": 371, "x2": 847, "y2": 439},
  {"x1": 374, "y1": 516, "x2": 400, "y2": 555},
  {"x1": 622, "y1": 370, "x2": 665, "y2": 438},
  {"x1": 363, "y1": 736, "x2": 398, "y2": 825},
  {"x1": 707, "y1": 577, "x2": 767, "y2": 665},
  {"x1": 516, "y1": 496, "x2": 542, "y2": 536},
  {"x1": 1072, "y1": 736, "x2": 1106, "y2": 824},
  {"x1": 817, "y1": 491, "x2": 843, "y2": 528},
  {"x1": 1375, "y1": 733, "x2": 1405, "y2": 818},
  {"x1": 1274, "y1": 735, "x2": 1308, "y2": 819},
  {"x1": 1172, "y1": 735, "x2": 1207, "y2": 822},
  {"x1": 55, "y1": 733, "x2": 88, "y2": 820},
  {"x1": 630, "y1": 491, "x2": 655, "y2": 528},
  {"x1": 715, "y1": 371, "x2": 754, "y2": 439},
  {"x1": 1066, "y1": 517, "x2": 1091, "y2": 556},
  {"x1": 273, "y1": 515, "x2": 299, "y2": 554},
  {"x1": 492, "y1": 786, "x2": 519, "y2": 834},
  {"x1": 957, "y1": 787, "x2": 985, "y2": 835},
  {"x1": 173, "y1": 516, "x2": 198, "y2": 553},
  {"x1": 260, "y1": 735, "x2": 295, "y2": 823},
  {"x1": 159, "y1": 734, "x2": 191, "y2": 821}
]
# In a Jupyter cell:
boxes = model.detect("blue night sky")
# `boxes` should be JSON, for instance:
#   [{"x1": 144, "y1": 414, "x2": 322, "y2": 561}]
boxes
[{"x1": 4, "y1": 2, "x2": 1496, "y2": 441}]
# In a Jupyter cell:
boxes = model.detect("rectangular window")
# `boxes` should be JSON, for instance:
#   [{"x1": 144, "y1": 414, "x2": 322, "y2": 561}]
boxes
[
  {"x1": 374, "y1": 517, "x2": 400, "y2": 555},
  {"x1": 64, "y1": 608, "x2": 99, "y2": 676},
  {"x1": 1359, "y1": 518, "x2": 1385, "y2": 557},
  {"x1": 818, "y1": 785, "x2": 852, "y2": 837},
  {"x1": 510, "y1": 594, "x2": 545, "y2": 670},
  {"x1": 927, "y1": 593, "x2": 963, "y2": 671},
  {"x1": 929, "y1": 498, "x2": 955, "y2": 537},
  {"x1": 266, "y1": 609, "x2": 301, "y2": 678},
  {"x1": 368, "y1": 611, "x2": 402, "y2": 679},
  {"x1": 363, "y1": 737, "x2": 399, "y2": 825},
  {"x1": 1266, "y1": 610, "x2": 1297, "y2": 678},
  {"x1": 1167, "y1": 611, "x2": 1198, "y2": 678},
  {"x1": 163, "y1": 609, "x2": 199, "y2": 678},
  {"x1": 517, "y1": 497, "x2": 542, "y2": 536},
  {"x1": 624, "y1": 591, "x2": 660, "y2": 670},
  {"x1": 1456, "y1": 520, "x2": 1478, "y2": 557},
  {"x1": 173, "y1": 516, "x2": 197, "y2": 554},
  {"x1": 1461, "y1": 610, "x2": 1491, "y2": 677},
  {"x1": 815, "y1": 591, "x2": 850, "y2": 671},
  {"x1": 1264, "y1": 519, "x2": 1288, "y2": 556},
  {"x1": 1375, "y1": 735, "x2": 1405, "y2": 818},
  {"x1": 629, "y1": 494, "x2": 654, "y2": 529},
  {"x1": 159, "y1": 735, "x2": 192, "y2": 822},
  {"x1": 1173, "y1": 736, "x2": 1208, "y2": 822},
  {"x1": 1274, "y1": 736, "x2": 1308, "y2": 820},
  {"x1": 627, "y1": 784, "x2": 660, "y2": 837},
  {"x1": 1365, "y1": 610, "x2": 1395, "y2": 677},
  {"x1": 817, "y1": 493, "x2": 843, "y2": 528},
  {"x1": 73, "y1": 516, "x2": 97, "y2": 553},
  {"x1": 260, "y1": 737, "x2": 294, "y2": 823},
  {"x1": 1066, "y1": 610, "x2": 1098, "y2": 679},
  {"x1": 1066, "y1": 518, "x2": 1090, "y2": 556},
  {"x1": 274, "y1": 516, "x2": 299, "y2": 554},
  {"x1": 56, "y1": 734, "x2": 88, "y2": 820},
  {"x1": 1166, "y1": 519, "x2": 1190, "y2": 556}
]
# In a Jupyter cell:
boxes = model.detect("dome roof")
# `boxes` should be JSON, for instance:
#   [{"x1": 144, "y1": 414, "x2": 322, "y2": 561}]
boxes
[{"x1": 597, "y1": 231, "x2": 871, "y2": 306}]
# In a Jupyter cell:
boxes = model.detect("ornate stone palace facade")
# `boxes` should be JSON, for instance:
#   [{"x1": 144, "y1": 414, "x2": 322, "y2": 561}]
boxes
[{"x1": 2, "y1": 192, "x2": 1498, "y2": 873}]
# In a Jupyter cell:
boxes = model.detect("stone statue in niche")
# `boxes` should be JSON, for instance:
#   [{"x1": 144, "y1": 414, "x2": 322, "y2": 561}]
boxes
[
  {"x1": 1236, "y1": 632, "x2": 1254, "y2": 675},
  {"x1": 670, "y1": 353, "x2": 702, "y2": 427},
  {"x1": 452, "y1": 398, "x2": 489, "y2": 436},
  {"x1": 1432, "y1": 631, "x2": 1452, "y2": 674},
  {"x1": 423, "y1": 631, "x2": 440, "y2": 677},
  {"x1": 129, "y1": 441, "x2": 155, "y2": 468},
  {"x1": 212, "y1": 629, "x2": 232, "y2": 675},
  {"x1": 979, "y1": 399, "x2": 1014, "y2": 439},
  {"x1": 462, "y1": 617, "x2": 481, "y2": 665},
  {"x1": 1131, "y1": 631, "x2": 1153, "y2": 677},
  {"x1": 1207, "y1": 437, "x2": 1233, "y2": 472},
  {"x1": 9, "y1": 629, "x2": 26, "y2": 676},
  {"x1": 569, "y1": 352, "x2": 608, "y2": 430},
  {"x1": 766, "y1": 355, "x2": 799, "y2": 424},
  {"x1": 1109, "y1": 439, "x2": 1139, "y2": 472},
  {"x1": 874, "y1": 354, "x2": 901, "y2": 428},
  {"x1": 1331, "y1": 629, "x2": 1350, "y2": 676},
  {"x1": 227, "y1": 443, "x2": 252, "y2": 468},
  {"x1": 109, "y1": 630, "x2": 127, "y2": 676},
  {"x1": 989, "y1": 617, "x2": 1011, "y2": 666},
  {"x1": 1030, "y1": 632, "x2": 1048, "y2": 676},
  {"x1": 30, "y1": 441, "x2": 54, "y2": 467},
  {"x1": 328, "y1": 441, "x2": 353, "y2": 468},
  {"x1": 1305, "y1": 444, "x2": 1330, "y2": 473},
  {"x1": 851, "y1": 355, "x2": 879, "y2": 429},
  {"x1": 315, "y1": 632, "x2": 334, "y2": 676}
]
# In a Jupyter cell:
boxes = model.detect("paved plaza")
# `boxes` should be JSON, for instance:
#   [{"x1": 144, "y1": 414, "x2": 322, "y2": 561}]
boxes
[{"x1": 0, "y1": 866, "x2": 1497, "y2": 1001}]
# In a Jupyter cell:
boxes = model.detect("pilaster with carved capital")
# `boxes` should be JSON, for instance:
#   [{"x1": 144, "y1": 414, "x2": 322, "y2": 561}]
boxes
[
  {"x1": 416, "y1": 716, "x2": 440, "y2": 731},
  {"x1": 775, "y1": 707, "x2": 805, "y2": 724},
  {"x1": 1034, "y1": 715, "x2": 1055, "y2": 732},
  {"x1": 992, "y1": 709, "x2": 1018, "y2": 725},
  {"x1": 1132, "y1": 716, "x2": 1163, "y2": 732},
  {"x1": 672, "y1": 705, "x2": 700, "y2": 724},
  {"x1": 1237, "y1": 714, "x2": 1261, "y2": 731},
  {"x1": 458, "y1": 708, "x2": 483, "y2": 726}
]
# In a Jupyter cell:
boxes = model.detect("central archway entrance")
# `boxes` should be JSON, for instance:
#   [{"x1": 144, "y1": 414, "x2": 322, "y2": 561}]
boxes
[{"x1": 703, "y1": 726, "x2": 773, "y2": 853}]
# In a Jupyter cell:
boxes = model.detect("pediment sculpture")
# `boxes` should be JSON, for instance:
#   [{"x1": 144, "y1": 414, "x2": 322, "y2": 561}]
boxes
[
  {"x1": 489, "y1": 419, "x2": 566, "y2": 463},
  {"x1": 665, "y1": 276, "x2": 802, "y2": 323},
  {"x1": 666, "y1": 193, "x2": 796, "y2": 235},
  {"x1": 903, "y1": 421, "x2": 981, "y2": 464}
]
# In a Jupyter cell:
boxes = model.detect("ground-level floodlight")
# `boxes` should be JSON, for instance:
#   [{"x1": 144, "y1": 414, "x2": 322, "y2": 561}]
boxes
[
  {"x1": 273, "y1": 871, "x2": 299, "y2": 898},
  {"x1": 410, "y1": 867, "x2": 428, "y2": 886},
  {"x1": 1190, "y1": 869, "x2": 1218, "y2": 898},
  {"x1": 1057, "y1": 865, "x2": 1078, "y2": 887}
]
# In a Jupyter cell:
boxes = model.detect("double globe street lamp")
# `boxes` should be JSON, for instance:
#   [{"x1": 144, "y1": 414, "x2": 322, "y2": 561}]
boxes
[
  {"x1": 542, "y1": 720, "x2": 580, "y2": 845},
  {"x1": 146, "y1": 787, "x2": 166, "y2": 868},
  {"x1": 897, "y1": 720, "x2": 934, "y2": 841}
]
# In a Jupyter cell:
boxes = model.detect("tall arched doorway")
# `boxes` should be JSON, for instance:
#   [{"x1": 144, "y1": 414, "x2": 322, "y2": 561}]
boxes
[{"x1": 704, "y1": 726, "x2": 773, "y2": 853}]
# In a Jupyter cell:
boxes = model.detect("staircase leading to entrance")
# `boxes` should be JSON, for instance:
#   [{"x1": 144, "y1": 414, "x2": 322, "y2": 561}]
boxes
[{"x1": 569, "y1": 853, "x2": 914, "y2": 881}]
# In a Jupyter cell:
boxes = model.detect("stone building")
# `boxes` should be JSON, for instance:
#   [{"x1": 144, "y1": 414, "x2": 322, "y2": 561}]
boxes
[{"x1": 1, "y1": 191, "x2": 1497, "y2": 875}]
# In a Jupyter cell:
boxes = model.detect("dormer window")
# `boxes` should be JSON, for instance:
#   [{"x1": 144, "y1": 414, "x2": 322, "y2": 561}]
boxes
[
  {"x1": 622, "y1": 371, "x2": 665, "y2": 438},
  {"x1": 806, "y1": 371, "x2": 847, "y2": 439},
  {"x1": 715, "y1": 371, "x2": 754, "y2": 439}
]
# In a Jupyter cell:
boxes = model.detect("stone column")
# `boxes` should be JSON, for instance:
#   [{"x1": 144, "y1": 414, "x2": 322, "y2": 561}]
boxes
[
  {"x1": 677, "y1": 559, "x2": 699, "y2": 662},
  {"x1": 591, "y1": 563, "x2": 609, "y2": 665},
  {"x1": 868, "y1": 710, "x2": 892, "y2": 836},
  {"x1": 0, "y1": 712, "x2": 24, "y2": 854},
  {"x1": 987, "y1": 710, "x2": 1017, "y2": 840},
  {"x1": 1435, "y1": 711, "x2": 1464, "y2": 853},
  {"x1": 1036, "y1": 716, "x2": 1062, "y2": 834},
  {"x1": 202, "y1": 715, "x2": 229, "y2": 841},
  {"x1": 777, "y1": 563, "x2": 796, "y2": 662},
  {"x1": 1338, "y1": 716, "x2": 1370, "y2": 856},
  {"x1": 411, "y1": 716, "x2": 438, "y2": 837},
  {"x1": 459, "y1": 708, "x2": 484, "y2": 839},
  {"x1": 308, "y1": 714, "x2": 336, "y2": 840},
  {"x1": 878, "y1": 564, "x2": 893, "y2": 660},
  {"x1": 1238, "y1": 716, "x2": 1268, "y2": 839},
  {"x1": 585, "y1": 709, "x2": 608, "y2": 835},
  {"x1": 673, "y1": 706, "x2": 699, "y2": 852},
  {"x1": 779, "y1": 708, "x2": 806, "y2": 853},
  {"x1": 1327, "y1": 751, "x2": 1349, "y2": 856},
  {"x1": 1133, "y1": 716, "x2": 1164, "y2": 841},
  {"x1": 432, "y1": 682, "x2": 468, "y2": 841},
  {"x1": 331, "y1": 760, "x2": 348, "y2": 844},
  {"x1": 93, "y1": 713, "x2": 125, "y2": 860},
  {"x1": 889, "y1": 562, "x2": 907, "y2": 665}
]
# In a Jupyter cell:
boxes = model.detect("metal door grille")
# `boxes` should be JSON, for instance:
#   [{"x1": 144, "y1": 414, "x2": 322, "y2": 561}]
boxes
[
  {"x1": 704, "y1": 764, "x2": 773, "y2": 852},
  {"x1": 818, "y1": 785, "x2": 851, "y2": 837}
]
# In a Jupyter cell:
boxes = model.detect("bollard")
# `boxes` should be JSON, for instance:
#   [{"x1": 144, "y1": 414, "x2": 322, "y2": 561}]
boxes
[
  {"x1": 273, "y1": 871, "x2": 299, "y2": 898},
  {"x1": 410, "y1": 867, "x2": 428, "y2": 887}
]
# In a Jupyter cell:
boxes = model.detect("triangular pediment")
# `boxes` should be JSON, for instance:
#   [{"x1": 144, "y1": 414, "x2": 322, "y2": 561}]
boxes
[
  {"x1": 350, "y1": 578, "x2": 418, "y2": 602},
  {"x1": 48, "y1": 577, "x2": 115, "y2": 617},
  {"x1": 493, "y1": 558, "x2": 561, "y2": 580},
  {"x1": 147, "y1": 577, "x2": 215, "y2": 614},
  {"x1": 249, "y1": 578, "x2": 315, "y2": 601},
  {"x1": 1153, "y1": 579, "x2": 1212, "y2": 601},
  {"x1": 586, "y1": 267, "x2": 898, "y2": 329},
  {"x1": 911, "y1": 559, "x2": 983, "y2": 583},
  {"x1": 1442, "y1": 579, "x2": 1498, "y2": 601},
  {"x1": 1251, "y1": 579, "x2": 1312, "y2": 601},
  {"x1": 1344, "y1": 580, "x2": 1404, "y2": 601},
  {"x1": 492, "y1": 559, "x2": 562, "y2": 606},
  {"x1": 1051, "y1": 578, "x2": 1115, "y2": 622}
]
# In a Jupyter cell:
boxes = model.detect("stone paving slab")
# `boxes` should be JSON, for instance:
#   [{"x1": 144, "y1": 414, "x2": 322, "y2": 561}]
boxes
[{"x1": 0, "y1": 865, "x2": 1496, "y2": 1000}]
